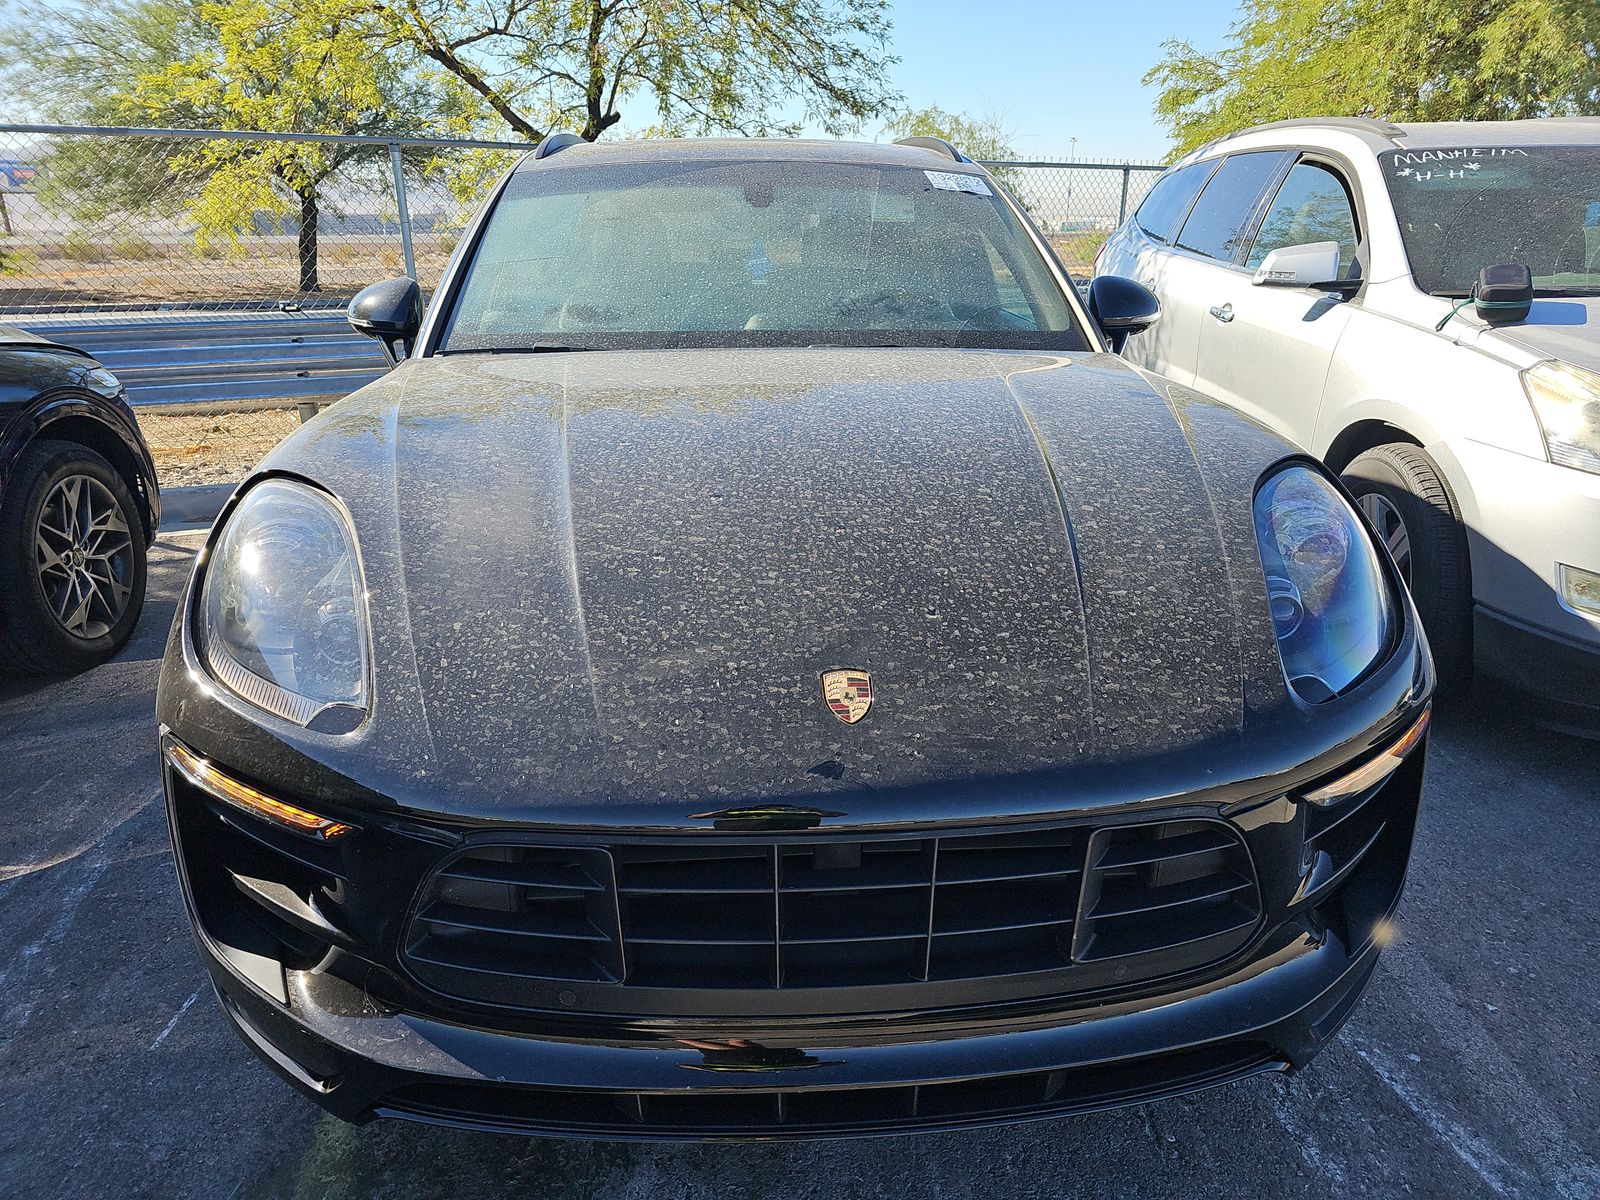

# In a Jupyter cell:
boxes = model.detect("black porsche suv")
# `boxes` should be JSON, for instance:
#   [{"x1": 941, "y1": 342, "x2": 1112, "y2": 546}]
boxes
[
  {"x1": 158, "y1": 136, "x2": 1431, "y2": 1140},
  {"x1": 0, "y1": 326, "x2": 158, "y2": 673}
]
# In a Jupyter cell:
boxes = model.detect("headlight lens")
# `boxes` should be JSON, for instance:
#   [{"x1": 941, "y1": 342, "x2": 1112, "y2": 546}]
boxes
[
  {"x1": 1254, "y1": 465, "x2": 1394, "y2": 702},
  {"x1": 1522, "y1": 360, "x2": 1600, "y2": 475},
  {"x1": 200, "y1": 479, "x2": 369, "y2": 728}
]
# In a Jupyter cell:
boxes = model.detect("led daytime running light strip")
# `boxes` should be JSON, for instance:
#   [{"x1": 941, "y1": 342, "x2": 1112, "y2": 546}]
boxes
[
  {"x1": 165, "y1": 741, "x2": 356, "y2": 839},
  {"x1": 1303, "y1": 705, "x2": 1432, "y2": 807}
]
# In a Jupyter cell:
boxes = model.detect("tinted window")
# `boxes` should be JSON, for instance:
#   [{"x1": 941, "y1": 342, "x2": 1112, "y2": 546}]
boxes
[
  {"x1": 1175, "y1": 152, "x2": 1288, "y2": 262},
  {"x1": 440, "y1": 159, "x2": 1087, "y2": 352},
  {"x1": 1249, "y1": 162, "x2": 1360, "y2": 275},
  {"x1": 1380, "y1": 145, "x2": 1600, "y2": 295},
  {"x1": 1133, "y1": 163, "x2": 1213, "y2": 243}
]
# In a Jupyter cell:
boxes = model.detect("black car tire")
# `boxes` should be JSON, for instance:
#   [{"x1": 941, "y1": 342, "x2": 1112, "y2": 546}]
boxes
[
  {"x1": 0, "y1": 439, "x2": 148, "y2": 675},
  {"x1": 1343, "y1": 443, "x2": 1472, "y2": 686}
]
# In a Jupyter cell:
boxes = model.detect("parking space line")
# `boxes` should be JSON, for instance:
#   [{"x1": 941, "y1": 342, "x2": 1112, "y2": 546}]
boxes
[
  {"x1": 150, "y1": 986, "x2": 203, "y2": 1050},
  {"x1": 1354, "y1": 1045, "x2": 1515, "y2": 1198},
  {"x1": 0, "y1": 853, "x2": 109, "y2": 1033}
]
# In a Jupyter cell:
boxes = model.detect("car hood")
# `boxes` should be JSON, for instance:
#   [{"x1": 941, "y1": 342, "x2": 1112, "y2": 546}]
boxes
[
  {"x1": 216, "y1": 349, "x2": 1303, "y2": 822},
  {"x1": 1479, "y1": 297, "x2": 1600, "y2": 371}
]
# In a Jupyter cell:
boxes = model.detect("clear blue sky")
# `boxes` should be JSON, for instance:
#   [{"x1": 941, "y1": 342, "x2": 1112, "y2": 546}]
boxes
[
  {"x1": 872, "y1": 0, "x2": 1236, "y2": 162},
  {"x1": 1, "y1": 0, "x2": 1238, "y2": 161}
]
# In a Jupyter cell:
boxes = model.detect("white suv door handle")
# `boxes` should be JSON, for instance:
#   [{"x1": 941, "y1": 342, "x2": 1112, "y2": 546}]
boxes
[{"x1": 1209, "y1": 303, "x2": 1235, "y2": 323}]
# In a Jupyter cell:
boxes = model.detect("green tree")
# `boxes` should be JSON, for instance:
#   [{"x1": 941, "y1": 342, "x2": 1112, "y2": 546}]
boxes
[
  {"x1": 886, "y1": 105, "x2": 1019, "y2": 164},
  {"x1": 2, "y1": 0, "x2": 474, "y2": 292},
  {"x1": 885, "y1": 104, "x2": 1034, "y2": 210},
  {"x1": 129, "y1": 0, "x2": 473, "y2": 291},
  {"x1": 373, "y1": 0, "x2": 900, "y2": 142},
  {"x1": 1146, "y1": 0, "x2": 1600, "y2": 158}
]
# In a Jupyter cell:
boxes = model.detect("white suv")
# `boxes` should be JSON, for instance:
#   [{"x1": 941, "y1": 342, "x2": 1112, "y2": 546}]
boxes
[{"x1": 1096, "y1": 116, "x2": 1600, "y2": 732}]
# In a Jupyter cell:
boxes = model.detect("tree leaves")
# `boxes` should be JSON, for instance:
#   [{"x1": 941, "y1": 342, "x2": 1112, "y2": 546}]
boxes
[
  {"x1": 1145, "y1": 0, "x2": 1600, "y2": 158},
  {"x1": 378, "y1": 0, "x2": 901, "y2": 142}
]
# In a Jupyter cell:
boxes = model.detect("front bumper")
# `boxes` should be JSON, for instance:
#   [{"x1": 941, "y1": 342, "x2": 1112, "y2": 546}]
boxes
[
  {"x1": 1449, "y1": 438, "x2": 1600, "y2": 655},
  {"x1": 164, "y1": 726, "x2": 1425, "y2": 1140},
  {"x1": 201, "y1": 912, "x2": 1386, "y2": 1140},
  {"x1": 1474, "y1": 605, "x2": 1600, "y2": 736}
]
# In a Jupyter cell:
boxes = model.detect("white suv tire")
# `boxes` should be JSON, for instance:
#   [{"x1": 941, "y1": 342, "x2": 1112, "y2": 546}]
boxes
[{"x1": 1343, "y1": 443, "x2": 1473, "y2": 687}]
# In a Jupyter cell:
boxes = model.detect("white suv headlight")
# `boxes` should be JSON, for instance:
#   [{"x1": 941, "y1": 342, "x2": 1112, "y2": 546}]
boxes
[
  {"x1": 1522, "y1": 360, "x2": 1600, "y2": 475},
  {"x1": 199, "y1": 479, "x2": 370, "y2": 730}
]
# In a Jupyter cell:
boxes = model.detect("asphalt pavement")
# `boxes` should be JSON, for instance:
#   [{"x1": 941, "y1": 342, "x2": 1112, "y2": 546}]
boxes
[{"x1": 1, "y1": 529, "x2": 1596, "y2": 1200}]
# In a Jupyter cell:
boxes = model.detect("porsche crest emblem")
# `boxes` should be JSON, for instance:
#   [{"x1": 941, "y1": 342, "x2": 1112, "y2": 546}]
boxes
[{"x1": 820, "y1": 669, "x2": 873, "y2": 725}]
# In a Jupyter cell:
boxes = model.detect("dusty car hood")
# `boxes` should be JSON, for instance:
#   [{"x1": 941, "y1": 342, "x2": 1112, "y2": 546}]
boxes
[
  {"x1": 1480, "y1": 297, "x2": 1600, "y2": 370},
  {"x1": 230, "y1": 348, "x2": 1297, "y2": 819}
]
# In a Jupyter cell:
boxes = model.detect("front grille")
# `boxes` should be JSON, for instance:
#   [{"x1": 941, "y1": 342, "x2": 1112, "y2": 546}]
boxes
[{"x1": 403, "y1": 817, "x2": 1261, "y2": 1015}]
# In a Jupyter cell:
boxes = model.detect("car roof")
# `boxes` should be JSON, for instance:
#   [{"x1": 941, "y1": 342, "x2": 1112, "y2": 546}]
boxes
[
  {"x1": 512, "y1": 136, "x2": 988, "y2": 174},
  {"x1": 0, "y1": 324, "x2": 55, "y2": 347},
  {"x1": 1195, "y1": 115, "x2": 1600, "y2": 160}
]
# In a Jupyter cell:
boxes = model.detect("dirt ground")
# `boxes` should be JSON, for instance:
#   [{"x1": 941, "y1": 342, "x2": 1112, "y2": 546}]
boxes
[{"x1": 136, "y1": 407, "x2": 304, "y2": 488}]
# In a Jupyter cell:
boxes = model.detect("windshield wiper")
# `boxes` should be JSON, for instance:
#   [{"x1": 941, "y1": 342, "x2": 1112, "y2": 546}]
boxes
[{"x1": 437, "y1": 343, "x2": 592, "y2": 355}]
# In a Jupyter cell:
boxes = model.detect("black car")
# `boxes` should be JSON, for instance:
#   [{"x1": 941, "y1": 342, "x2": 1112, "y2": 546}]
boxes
[
  {"x1": 157, "y1": 137, "x2": 1432, "y2": 1140},
  {"x1": 0, "y1": 326, "x2": 158, "y2": 673}
]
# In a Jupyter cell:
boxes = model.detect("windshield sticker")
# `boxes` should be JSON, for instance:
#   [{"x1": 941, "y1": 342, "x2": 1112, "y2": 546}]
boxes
[
  {"x1": 925, "y1": 170, "x2": 993, "y2": 196},
  {"x1": 1385, "y1": 147, "x2": 1530, "y2": 184}
]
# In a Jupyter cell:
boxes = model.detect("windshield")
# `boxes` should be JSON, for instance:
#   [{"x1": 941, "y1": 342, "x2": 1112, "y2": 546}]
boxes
[
  {"x1": 438, "y1": 158, "x2": 1087, "y2": 352},
  {"x1": 1380, "y1": 145, "x2": 1600, "y2": 296}
]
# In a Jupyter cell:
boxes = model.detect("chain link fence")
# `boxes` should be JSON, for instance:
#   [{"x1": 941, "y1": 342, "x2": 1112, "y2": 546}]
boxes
[
  {"x1": 0, "y1": 125, "x2": 1164, "y2": 492},
  {"x1": 981, "y1": 159, "x2": 1164, "y2": 279},
  {"x1": 0, "y1": 124, "x2": 529, "y2": 312}
]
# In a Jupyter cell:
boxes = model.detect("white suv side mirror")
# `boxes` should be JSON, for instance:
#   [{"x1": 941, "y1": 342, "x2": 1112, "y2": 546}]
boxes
[{"x1": 1252, "y1": 241, "x2": 1341, "y2": 288}]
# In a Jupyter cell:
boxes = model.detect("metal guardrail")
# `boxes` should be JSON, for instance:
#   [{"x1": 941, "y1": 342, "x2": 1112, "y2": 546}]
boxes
[{"x1": 22, "y1": 311, "x2": 387, "y2": 410}]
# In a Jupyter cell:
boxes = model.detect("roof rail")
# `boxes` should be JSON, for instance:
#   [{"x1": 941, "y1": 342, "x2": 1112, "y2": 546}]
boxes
[
  {"x1": 533, "y1": 131, "x2": 586, "y2": 160},
  {"x1": 893, "y1": 135, "x2": 968, "y2": 163},
  {"x1": 1227, "y1": 116, "x2": 1406, "y2": 142}
]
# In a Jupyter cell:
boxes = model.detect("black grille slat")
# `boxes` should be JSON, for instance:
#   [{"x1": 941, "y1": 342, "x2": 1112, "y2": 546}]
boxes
[
  {"x1": 1095, "y1": 827, "x2": 1234, "y2": 870},
  {"x1": 782, "y1": 887, "x2": 930, "y2": 943},
  {"x1": 379, "y1": 1042, "x2": 1285, "y2": 1136},
  {"x1": 402, "y1": 818, "x2": 1261, "y2": 1008},
  {"x1": 1074, "y1": 820, "x2": 1261, "y2": 967},
  {"x1": 1090, "y1": 870, "x2": 1254, "y2": 920},
  {"x1": 407, "y1": 845, "x2": 623, "y2": 984},
  {"x1": 419, "y1": 901, "x2": 612, "y2": 942},
  {"x1": 436, "y1": 857, "x2": 606, "y2": 891},
  {"x1": 1075, "y1": 904, "x2": 1260, "y2": 962},
  {"x1": 616, "y1": 848, "x2": 773, "y2": 895}
]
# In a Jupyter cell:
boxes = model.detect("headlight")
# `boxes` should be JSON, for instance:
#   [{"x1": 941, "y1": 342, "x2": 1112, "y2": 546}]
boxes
[
  {"x1": 199, "y1": 479, "x2": 370, "y2": 729},
  {"x1": 1254, "y1": 465, "x2": 1395, "y2": 702},
  {"x1": 1522, "y1": 360, "x2": 1600, "y2": 474}
]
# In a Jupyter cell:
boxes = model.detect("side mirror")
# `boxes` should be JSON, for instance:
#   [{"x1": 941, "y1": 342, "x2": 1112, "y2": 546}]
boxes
[
  {"x1": 1086, "y1": 275, "x2": 1161, "y2": 353},
  {"x1": 348, "y1": 277, "x2": 422, "y2": 367},
  {"x1": 1252, "y1": 241, "x2": 1341, "y2": 289},
  {"x1": 1474, "y1": 263, "x2": 1533, "y2": 325}
]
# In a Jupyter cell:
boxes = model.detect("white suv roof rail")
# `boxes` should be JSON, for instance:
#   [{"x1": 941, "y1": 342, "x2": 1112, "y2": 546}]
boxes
[{"x1": 1194, "y1": 116, "x2": 1406, "y2": 159}]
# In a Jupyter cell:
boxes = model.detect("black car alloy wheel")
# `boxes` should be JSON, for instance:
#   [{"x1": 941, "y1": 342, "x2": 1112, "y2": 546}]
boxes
[
  {"x1": 1343, "y1": 442, "x2": 1472, "y2": 684},
  {"x1": 0, "y1": 439, "x2": 148, "y2": 674},
  {"x1": 35, "y1": 472, "x2": 136, "y2": 639}
]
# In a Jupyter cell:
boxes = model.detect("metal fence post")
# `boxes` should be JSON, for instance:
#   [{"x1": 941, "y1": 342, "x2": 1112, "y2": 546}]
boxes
[
  {"x1": 1118, "y1": 167, "x2": 1132, "y2": 227},
  {"x1": 389, "y1": 141, "x2": 417, "y2": 280}
]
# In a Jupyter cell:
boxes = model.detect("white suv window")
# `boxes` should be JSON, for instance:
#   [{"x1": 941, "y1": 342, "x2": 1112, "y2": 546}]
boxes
[
  {"x1": 1173, "y1": 152, "x2": 1288, "y2": 263},
  {"x1": 1133, "y1": 162, "x2": 1213, "y2": 244},
  {"x1": 1248, "y1": 162, "x2": 1361, "y2": 276}
]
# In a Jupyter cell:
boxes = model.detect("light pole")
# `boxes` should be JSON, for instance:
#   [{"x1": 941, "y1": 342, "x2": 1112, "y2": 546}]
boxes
[{"x1": 1065, "y1": 137, "x2": 1078, "y2": 231}]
